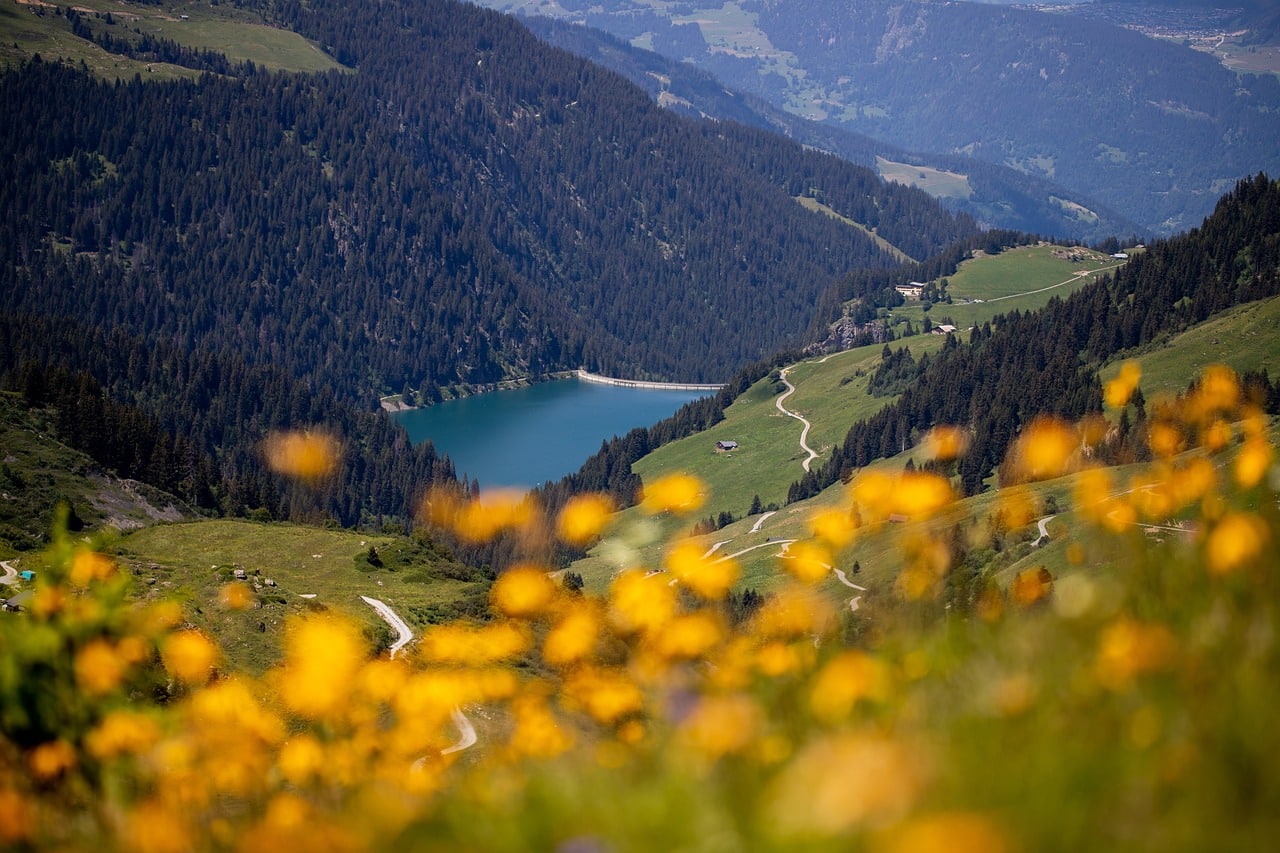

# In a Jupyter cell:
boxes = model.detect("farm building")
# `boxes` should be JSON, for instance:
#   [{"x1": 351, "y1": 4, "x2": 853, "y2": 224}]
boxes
[{"x1": 715, "y1": 440, "x2": 739, "y2": 451}]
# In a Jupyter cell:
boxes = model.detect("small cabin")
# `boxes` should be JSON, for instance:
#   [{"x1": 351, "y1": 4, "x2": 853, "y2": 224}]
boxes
[
  {"x1": 715, "y1": 440, "x2": 739, "y2": 451},
  {"x1": 931, "y1": 324, "x2": 957, "y2": 335},
  {"x1": 18, "y1": 570, "x2": 35, "y2": 582}
]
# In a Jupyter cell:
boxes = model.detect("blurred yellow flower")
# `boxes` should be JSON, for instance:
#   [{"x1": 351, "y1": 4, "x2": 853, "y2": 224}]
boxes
[
  {"x1": 278, "y1": 734, "x2": 326, "y2": 786},
  {"x1": 565, "y1": 667, "x2": 645, "y2": 725},
  {"x1": 263, "y1": 430, "x2": 340, "y2": 482},
  {"x1": 556, "y1": 492, "x2": 616, "y2": 545},
  {"x1": 808, "y1": 507, "x2": 859, "y2": 548},
  {"x1": 1096, "y1": 618, "x2": 1176, "y2": 690},
  {"x1": 219, "y1": 582, "x2": 254, "y2": 609},
  {"x1": 810, "y1": 651, "x2": 888, "y2": 723},
  {"x1": 768, "y1": 732, "x2": 923, "y2": 836},
  {"x1": 1006, "y1": 417, "x2": 1079, "y2": 482},
  {"x1": 667, "y1": 539, "x2": 738, "y2": 599},
  {"x1": 491, "y1": 564, "x2": 558, "y2": 618},
  {"x1": 1104, "y1": 360, "x2": 1142, "y2": 409},
  {"x1": 850, "y1": 470, "x2": 895, "y2": 520},
  {"x1": 543, "y1": 607, "x2": 600, "y2": 667},
  {"x1": 278, "y1": 616, "x2": 365, "y2": 720},
  {"x1": 1009, "y1": 566, "x2": 1054, "y2": 607},
  {"x1": 0, "y1": 789, "x2": 31, "y2": 845},
  {"x1": 781, "y1": 540, "x2": 832, "y2": 584},
  {"x1": 609, "y1": 569, "x2": 677, "y2": 635},
  {"x1": 162, "y1": 629, "x2": 219, "y2": 686},
  {"x1": 510, "y1": 693, "x2": 573, "y2": 758},
  {"x1": 752, "y1": 585, "x2": 834, "y2": 639},
  {"x1": 75, "y1": 638, "x2": 128, "y2": 696},
  {"x1": 679, "y1": 694, "x2": 760, "y2": 759},
  {"x1": 28, "y1": 739, "x2": 76, "y2": 780},
  {"x1": 453, "y1": 489, "x2": 538, "y2": 543},
  {"x1": 1148, "y1": 421, "x2": 1184, "y2": 459},
  {"x1": 994, "y1": 486, "x2": 1037, "y2": 530},
  {"x1": 1202, "y1": 418, "x2": 1233, "y2": 451},
  {"x1": 122, "y1": 802, "x2": 193, "y2": 853},
  {"x1": 639, "y1": 472, "x2": 705, "y2": 515},
  {"x1": 892, "y1": 471, "x2": 955, "y2": 518},
  {"x1": 69, "y1": 550, "x2": 116, "y2": 587},
  {"x1": 1188, "y1": 364, "x2": 1240, "y2": 419},
  {"x1": 1235, "y1": 436, "x2": 1273, "y2": 489},
  {"x1": 879, "y1": 812, "x2": 1012, "y2": 853},
  {"x1": 755, "y1": 640, "x2": 813, "y2": 677},
  {"x1": 419, "y1": 620, "x2": 530, "y2": 665},
  {"x1": 921, "y1": 425, "x2": 969, "y2": 461},
  {"x1": 1206, "y1": 512, "x2": 1269, "y2": 575},
  {"x1": 87, "y1": 710, "x2": 161, "y2": 759}
]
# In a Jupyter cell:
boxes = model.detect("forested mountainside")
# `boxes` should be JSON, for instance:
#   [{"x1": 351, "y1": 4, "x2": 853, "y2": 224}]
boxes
[
  {"x1": 522, "y1": 15, "x2": 1142, "y2": 243},
  {"x1": 1, "y1": 0, "x2": 975, "y2": 411},
  {"x1": 480, "y1": 0, "x2": 1280, "y2": 235},
  {"x1": 787, "y1": 173, "x2": 1280, "y2": 502},
  {"x1": 0, "y1": 313, "x2": 458, "y2": 529}
]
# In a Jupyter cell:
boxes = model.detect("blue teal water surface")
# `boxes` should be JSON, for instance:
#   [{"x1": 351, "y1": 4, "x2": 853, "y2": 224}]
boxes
[{"x1": 393, "y1": 379, "x2": 713, "y2": 490}]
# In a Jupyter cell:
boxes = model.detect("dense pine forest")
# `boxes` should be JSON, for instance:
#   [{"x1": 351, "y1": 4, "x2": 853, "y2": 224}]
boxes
[{"x1": 0, "y1": 0, "x2": 979, "y2": 532}]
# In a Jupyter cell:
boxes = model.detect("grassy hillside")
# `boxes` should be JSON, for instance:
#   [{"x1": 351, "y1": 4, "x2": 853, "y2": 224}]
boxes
[
  {"x1": 0, "y1": 0, "x2": 342, "y2": 77},
  {"x1": 0, "y1": 392, "x2": 192, "y2": 556},
  {"x1": 887, "y1": 242, "x2": 1129, "y2": 332},
  {"x1": 115, "y1": 520, "x2": 490, "y2": 673}
]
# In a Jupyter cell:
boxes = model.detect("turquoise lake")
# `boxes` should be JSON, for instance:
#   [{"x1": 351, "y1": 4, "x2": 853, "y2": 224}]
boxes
[{"x1": 393, "y1": 379, "x2": 714, "y2": 490}]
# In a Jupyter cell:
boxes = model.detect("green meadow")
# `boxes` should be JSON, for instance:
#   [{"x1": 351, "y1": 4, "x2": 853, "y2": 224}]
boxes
[{"x1": 876, "y1": 155, "x2": 973, "y2": 201}]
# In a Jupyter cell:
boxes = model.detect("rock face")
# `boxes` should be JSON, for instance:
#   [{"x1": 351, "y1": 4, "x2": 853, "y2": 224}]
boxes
[{"x1": 811, "y1": 318, "x2": 889, "y2": 354}]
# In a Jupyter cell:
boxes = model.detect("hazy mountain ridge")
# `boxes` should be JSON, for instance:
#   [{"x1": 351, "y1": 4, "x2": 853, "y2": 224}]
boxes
[
  {"x1": 478, "y1": 0, "x2": 1280, "y2": 234},
  {"x1": 523, "y1": 14, "x2": 1143, "y2": 241}
]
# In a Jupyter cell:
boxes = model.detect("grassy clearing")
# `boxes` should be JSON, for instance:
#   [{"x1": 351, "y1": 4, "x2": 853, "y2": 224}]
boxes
[
  {"x1": 876, "y1": 155, "x2": 973, "y2": 201},
  {"x1": 0, "y1": 0, "x2": 341, "y2": 78},
  {"x1": 115, "y1": 519, "x2": 489, "y2": 672},
  {"x1": 794, "y1": 195, "x2": 914, "y2": 263},
  {"x1": 888, "y1": 243, "x2": 1126, "y2": 331},
  {"x1": 1101, "y1": 294, "x2": 1280, "y2": 399}
]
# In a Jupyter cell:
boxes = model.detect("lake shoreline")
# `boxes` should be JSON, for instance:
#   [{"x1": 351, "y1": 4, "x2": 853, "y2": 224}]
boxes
[{"x1": 381, "y1": 369, "x2": 721, "y2": 412}]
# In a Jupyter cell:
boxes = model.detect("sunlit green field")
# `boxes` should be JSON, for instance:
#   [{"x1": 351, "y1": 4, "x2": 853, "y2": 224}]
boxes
[{"x1": 876, "y1": 155, "x2": 973, "y2": 201}]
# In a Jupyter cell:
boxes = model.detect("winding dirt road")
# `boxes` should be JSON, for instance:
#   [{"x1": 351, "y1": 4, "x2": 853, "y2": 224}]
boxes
[
  {"x1": 0, "y1": 560, "x2": 18, "y2": 586},
  {"x1": 775, "y1": 367, "x2": 820, "y2": 472},
  {"x1": 361, "y1": 595, "x2": 477, "y2": 756}
]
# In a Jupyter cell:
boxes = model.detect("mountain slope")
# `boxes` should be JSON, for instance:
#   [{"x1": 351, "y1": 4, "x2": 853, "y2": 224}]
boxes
[
  {"x1": 522, "y1": 14, "x2": 1143, "y2": 242},
  {"x1": 479, "y1": 0, "x2": 1280, "y2": 234},
  {"x1": 1, "y1": 0, "x2": 976, "y2": 406}
]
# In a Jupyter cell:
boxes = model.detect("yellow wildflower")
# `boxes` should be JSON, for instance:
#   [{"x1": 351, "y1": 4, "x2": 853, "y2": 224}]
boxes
[
  {"x1": 453, "y1": 489, "x2": 537, "y2": 543},
  {"x1": 1202, "y1": 418, "x2": 1233, "y2": 451},
  {"x1": 921, "y1": 425, "x2": 969, "y2": 461},
  {"x1": 28, "y1": 739, "x2": 77, "y2": 780},
  {"x1": 752, "y1": 585, "x2": 834, "y2": 639},
  {"x1": 263, "y1": 429, "x2": 340, "y2": 481},
  {"x1": 565, "y1": 667, "x2": 645, "y2": 725},
  {"x1": 1187, "y1": 364, "x2": 1240, "y2": 420},
  {"x1": 543, "y1": 607, "x2": 600, "y2": 668},
  {"x1": 1009, "y1": 566, "x2": 1053, "y2": 607},
  {"x1": 780, "y1": 540, "x2": 832, "y2": 584},
  {"x1": 278, "y1": 734, "x2": 326, "y2": 786},
  {"x1": 1096, "y1": 618, "x2": 1176, "y2": 690},
  {"x1": 87, "y1": 710, "x2": 161, "y2": 759},
  {"x1": 510, "y1": 692, "x2": 573, "y2": 758},
  {"x1": 767, "y1": 732, "x2": 924, "y2": 836},
  {"x1": 639, "y1": 472, "x2": 706, "y2": 515},
  {"x1": 810, "y1": 651, "x2": 889, "y2": 723},
  {"x1": 880, "y1": 812, "x2": 1012, "y2": 853},
  {"x1": 891, "y1": 471, "x2": 955, "y2": 518},
  {"x1": 122, "y1": 801, "x2": 193, "y2": 853},
  {"x1": 1235, "y1": 436, "x2": 1273, "y2": 489},
  {"x1": 491, "y1": 564, "x2": 558, "y2": 618},
  {"x1": 679, "y1": 694, "x2": 760, "y2": 759},
  {"x1": 756, "y1": 640, "x2": 812, "y2": 676},
  {"x1": 278, "y1": 616, "x2": 365, "y2": 720},
  {"x1": 652, "y1": 611, "x2": 724, "y2": 661},
  {"x1": 0, "y1": 789, "x2": 31, "y2": 845},
  {"x1": 1148, "y1": 421, "x2": 1184, "y2": 459},
  {"x1": 1104, "y1": 360, "x2": 1142, "y2": 409},
  {"x1": 667, "y1": 539, "x2": 738, "y2": 599},
  {"x1": 808, "y1": 507, "x2": 859, "y2": 548},
  {"x1": 1006, "y1": 417, "x2": 1079, "y2": 482},
  {"x1": 69, "y1": 550, "x2": 116, "y2": 587},
  {"x1": 1206, "y1": 512, "x2": 1269, "y2": 575},
  {"x1": 75, "y1": 638, "x2": 128, "y2": 696},
  {"x1": 419, "y1": 620, "x2": 530, "y2": 665},
  {"x1": 556, "y1": 492, "x2": 616, "y2": 545},
  {"x1": 850, "y1": 470, "x2": 895, "y2": 520},
  {"x1": 162, "y1": 629, "x2": 219, "y2": 686},
  {"x1": 219, "y1": 582, "x2": 254, "y2": 609},
  {"x1": 608, "y1": 569, "x2": 677, "y2": 635}
]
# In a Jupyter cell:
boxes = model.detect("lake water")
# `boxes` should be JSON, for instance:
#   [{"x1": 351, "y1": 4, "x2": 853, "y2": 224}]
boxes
[{"x1": 393, "y1": 379, "x2": 714, "y2": 490}]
